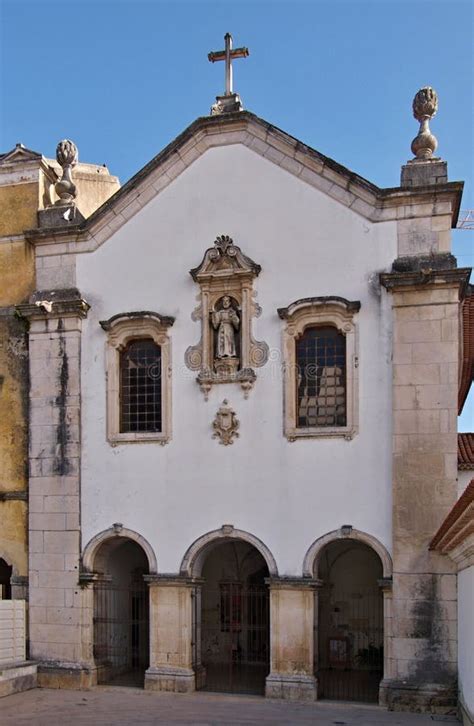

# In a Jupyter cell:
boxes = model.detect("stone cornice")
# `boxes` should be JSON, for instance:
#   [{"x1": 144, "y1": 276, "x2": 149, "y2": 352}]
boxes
[
  {"x1": 0, "y1": 490, "x2": 28, "y2": 502},
  {"x1": 21, "y1": 112, "x2": 464, "y2": 255},
  {"x1": 99, "y1": 311, "x2": 175, "y2": 331},
  {"x1": 380, "y1": 266, "x2": 471, "y2": 296},
  {"x1": 430, "y1": 480, "x2": 474, "y2": 570},
  {"x1": 16, "y1": 297, "x2": 90, "y2": 321}
]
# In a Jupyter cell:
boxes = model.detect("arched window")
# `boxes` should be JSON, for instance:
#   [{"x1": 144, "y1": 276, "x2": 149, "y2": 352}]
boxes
[
  {"x1": 120, "y1": 339, "x2": 162, "y2": 433},
  {"x1": 296, "y1": 326, "x2": 346, "y2": 428},
  {"x1": 0, "y1": 558, "x2": 12, "y2": 599}
]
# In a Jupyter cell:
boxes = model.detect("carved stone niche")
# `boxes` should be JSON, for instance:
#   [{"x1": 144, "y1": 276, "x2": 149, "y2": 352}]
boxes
[{"x1": 185, "y1": 235, "x2": 268, "y2": 399}]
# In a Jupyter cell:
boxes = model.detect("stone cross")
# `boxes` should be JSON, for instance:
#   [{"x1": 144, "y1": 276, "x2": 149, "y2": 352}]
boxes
[{"x1": 208, "y1": 33, "x2": 249, "y2": 97}]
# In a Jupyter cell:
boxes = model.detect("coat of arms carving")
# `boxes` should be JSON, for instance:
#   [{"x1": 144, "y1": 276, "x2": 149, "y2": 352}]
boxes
[
  {"x1": 212, "y1": 400, "x2": 240, "y2": 445},
  {"x1": 185, "y1": 235, "x2": 268, "y2": 399}
]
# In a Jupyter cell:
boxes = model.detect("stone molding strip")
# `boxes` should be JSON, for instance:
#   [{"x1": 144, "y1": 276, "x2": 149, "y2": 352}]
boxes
[
  {"x1": 20, "y1": 112, "x2": 464, "y2": 258},
  {"x1": 0, "y1": 491, "x2": 27, "y2": 502},
  {"x1": 277, "y1": 296, "x2": 361, "y2": 319}
]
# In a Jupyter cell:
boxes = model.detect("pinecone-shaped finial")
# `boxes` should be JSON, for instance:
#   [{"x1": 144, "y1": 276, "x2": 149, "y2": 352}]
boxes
[
  {"x1": 55, "y1": 139, "x2": 78, "y2": 204},
  {"x1": 411, "y1": 87, "x2": 438, "y2": 160}
]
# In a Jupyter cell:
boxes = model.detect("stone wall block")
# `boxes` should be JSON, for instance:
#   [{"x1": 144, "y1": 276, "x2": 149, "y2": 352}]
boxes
[{"x1": 394, "y1": 363, "x2": 440, "y2": 385}]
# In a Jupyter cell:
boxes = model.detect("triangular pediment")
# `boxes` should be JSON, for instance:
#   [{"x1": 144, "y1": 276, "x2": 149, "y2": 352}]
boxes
[
  {"x1": 0, "y1": 143, "x2": 43, "y2": 164},
  {"x1": 25, "y1": 111, "x2": 463, "y2": 250},
  {"x1": 190, "y1": 235, "x2": 261, "y2": 282}
]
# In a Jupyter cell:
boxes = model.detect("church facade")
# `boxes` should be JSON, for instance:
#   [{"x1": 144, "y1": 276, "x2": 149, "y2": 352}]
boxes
[{"x1": 0, "y1": 62, "x2": 472, "y2": 716}]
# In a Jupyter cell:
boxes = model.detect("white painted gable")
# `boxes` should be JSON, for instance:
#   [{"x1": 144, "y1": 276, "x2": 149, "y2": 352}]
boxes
[{"x1": 76, "y1": 137, "x2": 397, "y2": 577}]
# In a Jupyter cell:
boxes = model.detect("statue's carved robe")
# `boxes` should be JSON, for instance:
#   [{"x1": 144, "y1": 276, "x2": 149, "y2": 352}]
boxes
[{"x1": 212, "y1": 308, "x2": 239, "y2": 358}]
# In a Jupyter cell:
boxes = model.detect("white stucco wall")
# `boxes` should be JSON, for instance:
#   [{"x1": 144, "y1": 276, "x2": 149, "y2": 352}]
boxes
[
  {"x1": 77, "y1": 144, "x2": 397, "y2": 576},
  {"x1": 458, "y1": 566, "x2": 474, "y2": 720}
]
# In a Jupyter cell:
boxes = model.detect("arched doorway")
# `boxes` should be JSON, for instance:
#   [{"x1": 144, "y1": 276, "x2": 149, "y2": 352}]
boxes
[
  {"x1": 0, "y1": 558, "x2": 12, "y2": 599},
  {"x1": 93, "y1": 538, "x2": 150, "y2": 686},
  {"x1": 316, "y1": 540, "x2": 383, "y2": 702},
  {"x1": 196, "y1": 540, "x2": 270, "y2": 695}
]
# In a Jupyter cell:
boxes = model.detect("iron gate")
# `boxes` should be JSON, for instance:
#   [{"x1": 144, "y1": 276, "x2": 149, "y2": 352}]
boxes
[
  {"x1": 195, "y1": 582, "x2": 269, "y2": 695},
  {"x1": 316, "y1": 586, "x2": 383, "y2": 702},
  {"x1": 93, "y1": 576, "x2": 149, "y2": 686}
]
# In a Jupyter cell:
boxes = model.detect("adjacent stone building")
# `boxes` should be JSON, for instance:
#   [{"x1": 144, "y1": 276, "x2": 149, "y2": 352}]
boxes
[{"x1": 0, "y1": 50, "x2": 472, "y2": 719}]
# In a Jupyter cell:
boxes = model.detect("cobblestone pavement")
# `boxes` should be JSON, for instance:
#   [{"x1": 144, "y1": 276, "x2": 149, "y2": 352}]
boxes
[{"x1": 0, "y1": 687, "x2": 460, "y2": 725}]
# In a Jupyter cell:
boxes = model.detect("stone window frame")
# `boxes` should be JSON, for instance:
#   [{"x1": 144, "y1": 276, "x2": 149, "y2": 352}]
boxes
[
  {"x1": 100, "y1": 312, "x2": 175, "y2": 446},
  {"x1": 277, "y1": 297, "x2": 360, "y2": 441}
]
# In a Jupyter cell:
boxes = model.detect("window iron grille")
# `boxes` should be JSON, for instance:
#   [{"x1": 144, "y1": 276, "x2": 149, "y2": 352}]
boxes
[
  {"x1": 120, "y1": 339, "x2": 162, "y2": 433},
  {"x1": 296, "y1": 326, "x2": 346, "y2": 427}
]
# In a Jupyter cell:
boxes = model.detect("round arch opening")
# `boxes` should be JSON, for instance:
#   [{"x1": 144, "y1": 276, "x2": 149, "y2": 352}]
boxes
[
  {"x1": 92, "y1": 537, "x2": 150, "y2": 687},
  {"x1": 315, "y1": 539, "x2": 384, "y2": 703},
  {"x1": 0, "y1": 558, "x2": 12, "y2": 599},
  {"x1": 194, "y1": 539, "x2": 270, "y2": 696}
]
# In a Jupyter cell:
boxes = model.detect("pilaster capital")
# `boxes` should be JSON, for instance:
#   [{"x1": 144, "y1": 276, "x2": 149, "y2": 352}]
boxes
[
  {"x1": 16, "y1": 288, "x2": 90, "y2": 322},
  {"x1": 380, "y1": 266, "x2": 471, "y2": 297},
  {"x1": 378, "y1": 577, "x2": 393, "y2": 592}
]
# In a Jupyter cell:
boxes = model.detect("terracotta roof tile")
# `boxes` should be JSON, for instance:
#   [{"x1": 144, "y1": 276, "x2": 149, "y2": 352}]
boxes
[
  {"x1": 459, "y1": 286, "x2": 474, "y2": 414},
  {"x1": 458, "y1": 433, "x2": 474, "y2": 470}
]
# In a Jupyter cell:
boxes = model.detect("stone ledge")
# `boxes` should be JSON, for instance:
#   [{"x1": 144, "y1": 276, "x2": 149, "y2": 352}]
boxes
[
  {"x1": 37, "y1": 662, "x2": 97, "y2": 690},
  {"x1": 379, "y1": 678, "x2": 457, "y2": 714},
  {"x1": 0, "y1": 661, "x2": 37, "y2": 699}
]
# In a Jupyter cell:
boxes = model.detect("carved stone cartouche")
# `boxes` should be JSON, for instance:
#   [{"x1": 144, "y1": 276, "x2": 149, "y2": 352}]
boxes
[{"x1": 212, "y1": 399, "x2": 240, "y2": 445}]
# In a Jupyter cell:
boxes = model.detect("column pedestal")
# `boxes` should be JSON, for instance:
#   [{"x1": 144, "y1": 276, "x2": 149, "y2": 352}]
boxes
[{"x1": 265, "y1": 578, "x2": 317, "y2": 701}]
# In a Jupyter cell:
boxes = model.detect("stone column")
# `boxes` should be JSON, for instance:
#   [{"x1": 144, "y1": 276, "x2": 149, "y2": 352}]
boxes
[
  {"x1": 265, "y1": 578, "x2": 317, "y2": 701},
  {"x1": 17, "y1": 292, "x2": 93, "y2": 689},
  {"x1": 380, "y1": 267, "x2": 469, "y2": 712},
  {"x1": 144, "y1": 576, "x2": 196, "y2": 693},
  {"x1": 378, "y1": 577, "x2": 394, "y2": 704}
]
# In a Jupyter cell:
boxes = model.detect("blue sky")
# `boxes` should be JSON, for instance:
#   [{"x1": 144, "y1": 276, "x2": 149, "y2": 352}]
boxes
[{"x1": 1, "y1": 0, "x2": 473, "y2": 428}]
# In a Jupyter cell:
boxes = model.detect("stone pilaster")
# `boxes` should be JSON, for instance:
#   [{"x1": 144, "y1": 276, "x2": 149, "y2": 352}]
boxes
[
  {"x1": 265, "y1": 578, "x2": 317, "y2": 701},
  {"x1": 380, "y1": 267, "x2": 470, "y2": 713},
  {"x1": 16, "y1": 292, "x2": 93, "y2": 689},
  {"x1": 144, "y1": 576, "x2": 196, "y2": 693}
]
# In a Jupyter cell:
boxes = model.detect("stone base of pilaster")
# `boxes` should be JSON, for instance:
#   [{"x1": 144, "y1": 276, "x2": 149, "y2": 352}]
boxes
[
  {"x1": 0, "y1": 661, "x2": 37, "y2": 698},
  {"x1": 144, "y1": 666, "x2": 195, "y2": 693},
  {"x1": 265, "y1": 672, "x2": 317, "y2": 701},
  {"x1": 37, "y1": 662, "x2": 97, "y2": 690},
  {"x1": 380, "y1": 678, "x2": 457, "y2": 714},
  {"x1": 459, "y1": 693, "x2": 474, "y2": 726}
]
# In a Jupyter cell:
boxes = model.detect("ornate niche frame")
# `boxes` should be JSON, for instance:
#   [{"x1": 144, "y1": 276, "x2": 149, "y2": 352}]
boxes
[
  {"x1": 277, "y1": 297, "x2": 361, "y2": 441},
  {"x1": 185, "y1": 235, "x2": 268, "y2": 399},
  {"x1": 100, "y1": 311, "x2": 175, "y2": 445}
]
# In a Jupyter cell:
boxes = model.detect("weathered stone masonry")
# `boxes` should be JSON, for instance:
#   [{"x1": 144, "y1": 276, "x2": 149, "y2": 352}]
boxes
[{"x1": 17, "y1": 293, "x2": 93, "y2": 687}]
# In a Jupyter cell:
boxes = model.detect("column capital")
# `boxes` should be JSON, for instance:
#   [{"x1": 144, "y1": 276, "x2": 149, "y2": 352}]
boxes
[
  {"x1": 265, "y1": 576, "x2": 323, "y2": 590},
  {"x1": 144, "y1": 574, "x2": 203, "y2": 588}
]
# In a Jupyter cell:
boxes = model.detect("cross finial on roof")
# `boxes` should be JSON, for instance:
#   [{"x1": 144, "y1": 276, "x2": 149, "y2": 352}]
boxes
[{"x1": 208, "y1": 33, "x2": 249, "y2": 116}]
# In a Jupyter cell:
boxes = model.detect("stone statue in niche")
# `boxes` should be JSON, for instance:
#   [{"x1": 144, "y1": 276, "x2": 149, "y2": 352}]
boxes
[
  {"x1": 212, "y1": 296, "x2": 240, "y2": 375},
  {"x1": 185, "y1": 235, "x2": 269, "y2": 399}
]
